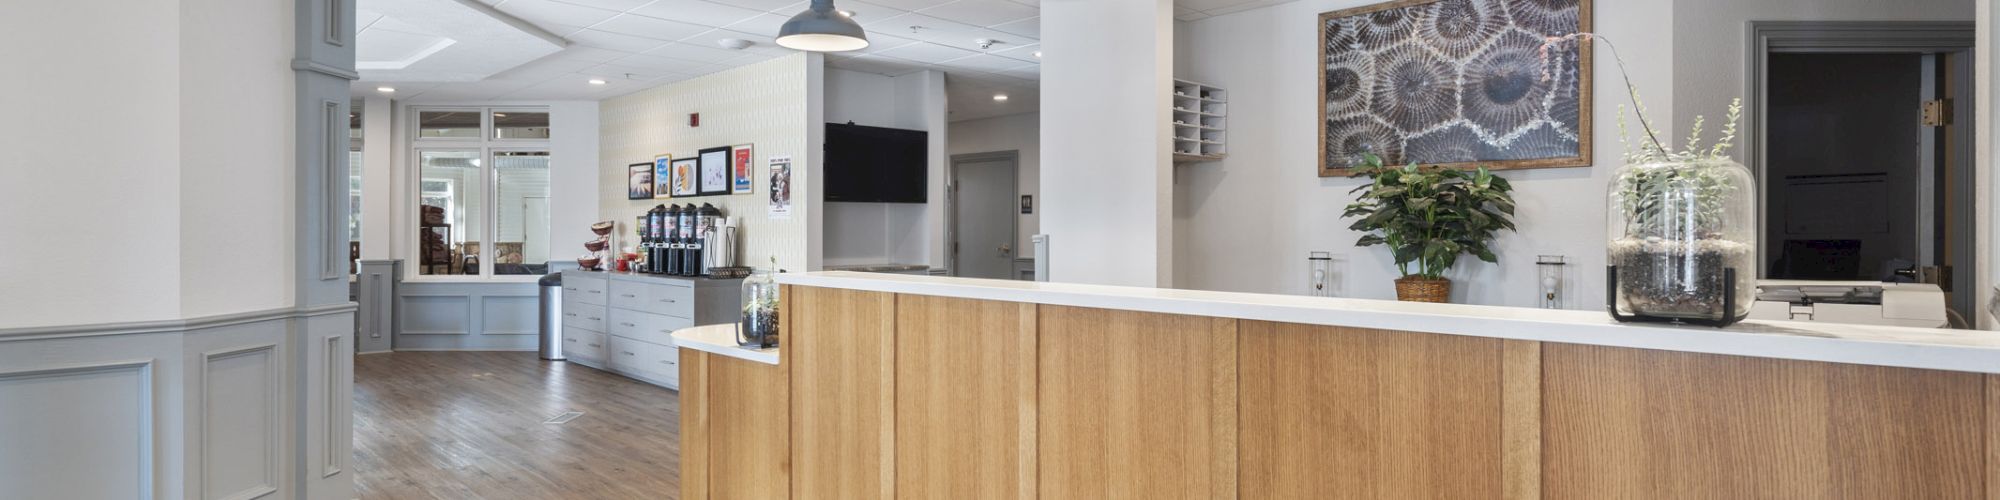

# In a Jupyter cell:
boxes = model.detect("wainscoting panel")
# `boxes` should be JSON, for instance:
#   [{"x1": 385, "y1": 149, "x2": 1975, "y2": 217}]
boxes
[
  {"x1": 397, "y1": 282, "x2": 539, "y2": 350},
  {"x1": 201, "y1": 344, "x2": 281, "y2": 500},
  {"x1": 0, "y1": 359, "x2": 156, "y2": 500},
  {"x1": 480, "y1": 296, "x2": 538, "y2": 336}
]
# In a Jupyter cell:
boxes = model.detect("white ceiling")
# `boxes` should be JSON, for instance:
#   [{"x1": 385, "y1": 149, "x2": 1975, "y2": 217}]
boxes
[{"x1": 353, "y1": 0, "x2": 1298, "y2": 118}]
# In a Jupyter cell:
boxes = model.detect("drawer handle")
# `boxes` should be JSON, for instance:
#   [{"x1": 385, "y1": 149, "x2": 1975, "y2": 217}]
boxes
[
  {"x1": 658, "y1": 359, "x2": 673, "y2": 365},
  {"x1": 621, "y1": 350, "x2": 636, "y2": 356},
  {"x1": 620, "y1": 322, "x2": 637, "y2": 327},
  {"x1": 565, "y1": 338, "x2": 577, "y2": 343},
  {"x1": 587, "y1": 316, "x2": 602, "y2": 321},
  {"x1": 658, "y1": 298, "x2": 677, "y2": 304},
  {"x1": 587, "y1": 343, "x2": 601, "y2": 348},
  {"x1": 564, "y1": 312, "x2": 577, "y2": 317},
  {"x1": 620, "y1": 293, "x2": 638, "y2": 298},
  {"x1": 588, "y1": 290, "x2": 603, "y2": 294}
]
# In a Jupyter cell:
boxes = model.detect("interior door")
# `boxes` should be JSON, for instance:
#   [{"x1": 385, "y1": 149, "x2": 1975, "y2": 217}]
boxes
[{"x1": 952, "y1": 156, "x2": 1019, "y2": 279}]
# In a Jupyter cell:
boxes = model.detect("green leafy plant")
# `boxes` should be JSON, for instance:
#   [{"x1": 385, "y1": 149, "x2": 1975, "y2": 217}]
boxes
[{"x1": 1342, "y1": 154, "x2": 1517, "y2": 279}]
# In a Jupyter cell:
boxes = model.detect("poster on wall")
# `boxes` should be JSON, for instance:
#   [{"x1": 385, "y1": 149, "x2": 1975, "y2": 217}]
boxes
[
  {"x1": 731, "y1": 144, "x2": 754, "y2": 194},
  {"x1": 1317, "y1": 0, "x2": 1591, "y2": 176},
  {"x1": 670, "y1": 157, "x2": 700, "y2": 197},
  {"x1": 652, "y1": 155, "x2": 673, "y2": 199},
  {"x1": 768, "y1": 155, "x2": 792, "y2": 218},
  {"x1": 698, "y1": 146, "x2": 731, "y2": 195},
  {"x1": 627, "y1": 163, "x2": 654, "y2": 200}
]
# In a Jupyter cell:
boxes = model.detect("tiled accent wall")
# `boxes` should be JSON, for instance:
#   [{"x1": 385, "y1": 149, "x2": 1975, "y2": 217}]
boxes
[{"x1": 598, "y1": 54, "x2": 811, "y2": 272}]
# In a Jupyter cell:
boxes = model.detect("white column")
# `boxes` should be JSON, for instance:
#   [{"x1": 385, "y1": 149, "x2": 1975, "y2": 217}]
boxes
[{"x1": 1039, "y1": 0, "x2": 1175, "y2": 287}]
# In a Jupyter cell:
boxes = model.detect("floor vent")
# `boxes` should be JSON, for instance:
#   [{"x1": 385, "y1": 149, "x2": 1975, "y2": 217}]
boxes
[{"x1": 544, "y1": 411, "x2": 584, "y2": 425}]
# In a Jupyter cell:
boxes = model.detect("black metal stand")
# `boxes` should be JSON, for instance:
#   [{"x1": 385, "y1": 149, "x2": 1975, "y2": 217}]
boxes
[{"x1": 1606, "y1": 265, "x2": 1746, "y2": 327}]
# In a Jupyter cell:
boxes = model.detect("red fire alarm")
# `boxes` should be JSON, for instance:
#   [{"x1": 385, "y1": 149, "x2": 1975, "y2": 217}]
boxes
[{"x1": 689, "y1": 113, "x2": 699, "y2": 127}]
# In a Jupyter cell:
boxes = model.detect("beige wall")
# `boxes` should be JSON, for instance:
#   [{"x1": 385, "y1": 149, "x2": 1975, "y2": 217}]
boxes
[{"x1": 598, "y1": 54, "x2": 814, "y2": 272}]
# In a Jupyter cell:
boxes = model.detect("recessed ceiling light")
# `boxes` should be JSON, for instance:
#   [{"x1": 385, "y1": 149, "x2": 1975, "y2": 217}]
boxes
[
  {"x1": 588, "y1": 78, "x2": 607, "y2": 85},
  {"x1": 494, "y1": 112, "x2": 508, "y2": 118},
  {"x1": 717, "y1": 38, "x2": 754, "y2": 50},
  {"x1": 376, "y1": 86, "x2": 395, "y2": 93},
  {"x1": 1033, "y1": 50, "x2": 1042, "y2": 58},
  {"x1": 993, "y1": 94, "x2": 1009, "y2": 102}
]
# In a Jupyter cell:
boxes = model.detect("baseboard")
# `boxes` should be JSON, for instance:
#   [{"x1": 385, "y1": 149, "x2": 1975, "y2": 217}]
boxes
[{"x1": 390, "y1": 347, "x2": 539, "y2": 352}]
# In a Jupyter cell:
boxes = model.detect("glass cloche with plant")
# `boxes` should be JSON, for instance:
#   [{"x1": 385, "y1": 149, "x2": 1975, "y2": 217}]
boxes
[{"x1": 1605, "y1": 96, "x2": 1756, "y2": 325}]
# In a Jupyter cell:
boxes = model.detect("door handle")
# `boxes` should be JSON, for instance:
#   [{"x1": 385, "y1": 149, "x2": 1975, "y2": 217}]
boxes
[{"x1": 1000, "y1": 244, "x2": 1012, "y2": 255}]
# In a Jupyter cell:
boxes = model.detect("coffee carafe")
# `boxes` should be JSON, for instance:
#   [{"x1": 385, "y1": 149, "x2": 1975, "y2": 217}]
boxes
[
  {"x1": 664, "y1": 204, "x2": 684, "y2": 275},
  {"x1": 644, "y1": 205, "x2": 667, "y2": 274},
  {"x1": 704, "y1": 216, "x2": 739, "y2": 275},
  {"x1": 684, "y1": 203, "x2": 722, "y2": 276}
]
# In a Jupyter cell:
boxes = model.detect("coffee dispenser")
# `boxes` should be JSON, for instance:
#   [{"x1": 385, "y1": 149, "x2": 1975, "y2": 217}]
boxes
[
  {"x1": 664, "y1": 204, "x2": 684, "y2": 275},
  {"x1": 644, "y1": 205, "x2": 667, "y2": 274},
  {"x1": 684, "y1": 203, "x2": 722, "y2": 276},
  {"x1": 704, "y1": 216, "x2": 739, "y2": 275}
]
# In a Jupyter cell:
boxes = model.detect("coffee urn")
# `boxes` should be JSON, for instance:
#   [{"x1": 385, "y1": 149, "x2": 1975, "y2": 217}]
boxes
[
  {"x1": 684, "y1": 203, "x2": 722, "y2": 276},
  {"x1": 663, "y1": 204, "x2": 684, "y2": 275},
  {"x1": 644, "y1": 205, "x2": 667, "y2": 274}
]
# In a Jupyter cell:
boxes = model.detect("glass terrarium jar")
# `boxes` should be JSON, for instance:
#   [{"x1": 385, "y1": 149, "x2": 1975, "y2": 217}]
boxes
[
  {"x1": 738, "y1": 269, "x2": 780, "y2": 347},
  {"x1": 1606, "y1": 158, "x2": 1757, "y2": 326}
]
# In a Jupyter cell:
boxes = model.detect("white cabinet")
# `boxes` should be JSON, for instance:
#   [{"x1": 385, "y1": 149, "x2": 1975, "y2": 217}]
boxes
[{"x1": 561, "y1": 271, "x2": 740, "y2": 390}]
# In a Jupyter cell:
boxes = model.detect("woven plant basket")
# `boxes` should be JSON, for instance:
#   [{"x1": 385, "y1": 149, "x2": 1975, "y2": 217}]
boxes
[{"x1": 1394, "y1": 276, "x2": 1451, "y2": 303}]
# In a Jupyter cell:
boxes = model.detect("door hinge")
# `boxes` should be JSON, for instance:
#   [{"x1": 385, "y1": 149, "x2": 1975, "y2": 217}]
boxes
[{"x1": 1922, "y1": 99, "x2": 1952, "y2": 126}]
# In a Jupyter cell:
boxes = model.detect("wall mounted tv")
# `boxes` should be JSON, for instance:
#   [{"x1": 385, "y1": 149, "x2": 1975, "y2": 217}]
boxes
[{"x1": 825, "y1": 122, "x2": 927, "y2": 203}]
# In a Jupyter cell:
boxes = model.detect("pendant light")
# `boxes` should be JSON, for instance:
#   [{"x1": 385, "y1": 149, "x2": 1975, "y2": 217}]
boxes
[{"x1": 776, "y1": 0, "x2": 869, "y2": 52}]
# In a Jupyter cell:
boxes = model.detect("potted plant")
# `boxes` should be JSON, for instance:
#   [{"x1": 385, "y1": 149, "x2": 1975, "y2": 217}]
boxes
[{"x1": 1342, "y1": 154, "x2": 1517, "y2": 302}]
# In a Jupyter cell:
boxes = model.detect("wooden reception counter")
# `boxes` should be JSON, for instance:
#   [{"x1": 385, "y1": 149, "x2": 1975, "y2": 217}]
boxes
[{"x1": 677, "y1": 272, "x2": 2000, "y2": 499}]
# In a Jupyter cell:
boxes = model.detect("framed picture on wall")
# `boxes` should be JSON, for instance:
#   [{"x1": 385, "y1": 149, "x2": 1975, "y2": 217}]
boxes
[
  {"x1": 652, "y1": 155, "x2": 673, "y2": 199},
  {"x1": 1317, "y1": 0, "x2": 1592, "y2": 176},
  {"x1": 698, "y1": 146, "x2": 731, "y2": 195},
  {"x1": 670, "y1": 157, "x2": 700, "y2": 197},
  {"x1": 627, "y1": 162, "x2": 654, "y2": 200},
  {"x1": 731, "y1": 144, "x2": 754, "y2": 194}
]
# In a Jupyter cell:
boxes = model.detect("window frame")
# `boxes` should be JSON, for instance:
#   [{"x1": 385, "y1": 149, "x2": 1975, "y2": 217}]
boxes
[{"x1": 404, "y1": 105, "x2": 551, "y2": 282}]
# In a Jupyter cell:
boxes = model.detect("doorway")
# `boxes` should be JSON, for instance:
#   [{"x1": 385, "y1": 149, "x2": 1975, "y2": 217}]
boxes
[
  {"x1": 1749, "y1": 21, "x2": 1976, "y2": 322},
  {"x1": 950, "y1": 151, "x2": 1020, "y2": 279}
]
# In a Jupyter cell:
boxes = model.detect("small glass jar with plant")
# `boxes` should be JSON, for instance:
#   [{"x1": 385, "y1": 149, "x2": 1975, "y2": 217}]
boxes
[
  {"x1": 1343, "y1": 154, "x2": 1518, "y2": 302},
  {"x1": 1546, "y1": 31, "x2": 1756, "y2": 325}
]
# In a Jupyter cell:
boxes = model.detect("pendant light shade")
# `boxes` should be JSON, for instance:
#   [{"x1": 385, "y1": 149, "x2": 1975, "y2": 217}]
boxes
[{"x1": 776, "y1": 0, "x2": 869, "y2": 52}]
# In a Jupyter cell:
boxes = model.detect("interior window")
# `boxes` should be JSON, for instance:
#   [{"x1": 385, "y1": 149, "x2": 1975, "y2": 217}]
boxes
[{"x1": 418, "y1": 151, "x2": 483, "y2": 276}]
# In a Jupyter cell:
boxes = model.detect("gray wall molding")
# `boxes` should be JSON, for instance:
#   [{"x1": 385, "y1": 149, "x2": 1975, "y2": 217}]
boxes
[
  {"x1": 0, "y1": 303, "x2": 358, "y2": 343},
  {"x1": 289, "y1": 59, "x2": 359, "y2": 80}
]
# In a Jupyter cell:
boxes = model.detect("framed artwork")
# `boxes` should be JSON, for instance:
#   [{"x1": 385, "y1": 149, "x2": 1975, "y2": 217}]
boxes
[
  {"x1": 768, "y1": 155, "x2": 792, "y2": 218},
  {"x1": 627, "y1": 163, "x2": 654, "y2": 200},
  {"x1": 698, "y1": 146, "x2": 731, "y2": 196},
  {"x1": 670, "y1": 157, "x2": 700, "y2": 197},
  {"x1": 652, "y1": 155, "x2": 673, "y2": 199},
  {"x1": 731, "y1": 144, "x2": 754, "y2": 194},
  {"x1": 1317, "y1": 0, "x2": 1592, "y2": 176}
]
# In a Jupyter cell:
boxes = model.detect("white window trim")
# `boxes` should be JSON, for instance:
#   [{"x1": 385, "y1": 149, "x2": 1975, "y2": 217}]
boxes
[{"x1": 402, "y1": 105, "x2": 552, "y2": 283}]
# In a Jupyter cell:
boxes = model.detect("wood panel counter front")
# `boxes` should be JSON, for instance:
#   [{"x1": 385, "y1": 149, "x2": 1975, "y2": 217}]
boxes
[{"x1": 675, "y1": 272, "x2": 2000, "y2": 499}]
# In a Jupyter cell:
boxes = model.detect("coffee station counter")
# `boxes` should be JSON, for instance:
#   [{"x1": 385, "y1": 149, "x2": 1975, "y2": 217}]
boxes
[{"x1": 677, "y1": 271, "x2": 2000, "y2": 499}]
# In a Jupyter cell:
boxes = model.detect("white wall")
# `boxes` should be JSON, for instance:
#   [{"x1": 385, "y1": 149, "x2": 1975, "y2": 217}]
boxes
[
  {"x1": 1174, "y1": 0, "x2": 1674, "y2": 307},
  {"x1": 360, "y1": 96, "x2": 396, "y2": 259},
  {"x1": 821, "y1": 68, "x2": 948, "y2": 268},
  {"x1": 0, "y1": 0, "x2": 305, "y2": 327},
  {"x1": 949, "y1": 112, "x2": 1042, "y2": 254},
  {"x1": 1042, "y1": 0, "x2": 1177, "y2": 287},
  {"x1": 548, "y1": 101, "x2": 602, "y2": 260},
  {"x1": 599, "y1": 54, "x2": 815, "y2": 272}
]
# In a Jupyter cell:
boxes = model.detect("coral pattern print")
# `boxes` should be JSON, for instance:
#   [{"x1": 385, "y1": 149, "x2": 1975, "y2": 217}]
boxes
[{"x1": 1319, "y1": 0, "x2": 1592, "y2": 176}]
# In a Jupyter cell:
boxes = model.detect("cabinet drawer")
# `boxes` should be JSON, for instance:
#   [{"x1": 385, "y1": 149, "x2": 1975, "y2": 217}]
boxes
[
  {"x1": 562, "y1": 301, "x2": 606, "y2": 332},
  {"x1": 608, "y1": 308, "x2": 690, "y2": 347},
  {"x1": 563, "y1": 277, "x2": 608, "y2": 305},
  {"x1": 563, "y1": 326, "x2": 605, "y2": 361},
  {"x1": 608, "y1": 279, "x2": 650, "y2": 311},
  {"x1": 608, "y1": 335, "x2": 679, "y2": 385},
  {"x1": 645, "y1": 283, "x2": 696, "y2": 319}
]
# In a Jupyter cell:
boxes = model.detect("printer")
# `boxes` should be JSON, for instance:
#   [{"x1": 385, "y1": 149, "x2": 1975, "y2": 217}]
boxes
[{"x1": 1748, "y1": 280, "x2": 1949, "y2": 328}]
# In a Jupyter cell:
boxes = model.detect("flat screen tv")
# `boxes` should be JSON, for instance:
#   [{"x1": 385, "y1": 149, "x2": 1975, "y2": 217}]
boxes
[{"x1": 825, "y1": 123, "x2": 927, "y2": 203}]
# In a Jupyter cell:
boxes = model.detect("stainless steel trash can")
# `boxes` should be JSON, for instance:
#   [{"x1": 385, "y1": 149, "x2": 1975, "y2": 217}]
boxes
[{"x1": 538, "y1": 272, "x2": 565, "y2": 361}]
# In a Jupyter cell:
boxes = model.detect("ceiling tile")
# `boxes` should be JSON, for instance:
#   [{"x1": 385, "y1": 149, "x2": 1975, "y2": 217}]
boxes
[
  {"x1": 551, "y1": 0, "x2": 653, "y2": 12},
  {"x1": 547, "y1": 45, "x2": 637, "y2": 63},
  {"x1": 917, "y1": 0, "x2": 1036, "y2": 27},
  {"x1": 1201, "y1": 0, "x2": 1275, "y2": 17},
  {"x1": 679, "y1": 28, "x2": 774, "y2": 51},
  {"x1": 872, "y1": 40, "x2": 980, "y2": 64},
  {"x1": 993, "y1": 62, "x2": 1038, "y2": 80},
  {"x1": 356, "y1": 10, "x2": 386, "y2": 31},
  {"x1": 568, "y1": 28, "x2": 675, "y2": 52},
  {"x1": 495, "y1": 0, "x2": 623, "y2": 29},
  {"x1": 987, "y1": 41, "x2": 1037, "y2": 62},
  {"x1": 989, "y1": 16, "x2": 1036, "y2": 39},
  {"x1": 934, "y1": 53, "x2": 1022, "y2": 72},
  {"x1": 860, "y1": 0, "x2": 955, "y2": 13},
  {"x1": 356, "y1": 29, "x2": 450, "y2": 62},
  {"x1": 592, "y1": 13, "x2": 714, "y2": 40},
  {"x1": 631, "y1": 0, "x2": 766, "y2": 27},
  {"x1": 723, "y1": 13, "x2": 790, "y2": 36},
  {"x1": 715, "y1": 0, "x2": 803, "y2": 11},
  {"x1": 643, "y1": 41, "x2": 749, "y2": 63},
  {"x1": 838, "y1": 0, "x2": 910, "y2": 22},
  {"x1": 872, "y1": 13, "x2": 1014, "y2": 50},
  {"x1": 609, "y1": 53, "x2": 723, "y2": 75},
  {"x1": 849, "y1": 32, "x2": 919, "y2": 55},
  {"x1": 1177, "y1": 0, "x2": 1252, "y2": 12}
]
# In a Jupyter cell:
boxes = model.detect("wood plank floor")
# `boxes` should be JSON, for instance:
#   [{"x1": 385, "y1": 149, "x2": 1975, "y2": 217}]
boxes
[{"x1": 354, "y1": 352, "x2": 683, "y2": 499}]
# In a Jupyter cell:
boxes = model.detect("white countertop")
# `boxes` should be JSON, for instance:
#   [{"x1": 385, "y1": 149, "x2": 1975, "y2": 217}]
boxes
[
  {"x1": 778, "y1": 272, "x2": 2000, "y2": 375},
  {"x1": 672, "y1": 324, "x2": 779, "y2": 365}
]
